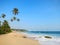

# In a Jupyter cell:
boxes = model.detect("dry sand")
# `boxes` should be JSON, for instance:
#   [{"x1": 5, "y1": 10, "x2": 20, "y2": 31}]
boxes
[{"x1": 0, "y1": 31, "x2": 40, "y2": 45}]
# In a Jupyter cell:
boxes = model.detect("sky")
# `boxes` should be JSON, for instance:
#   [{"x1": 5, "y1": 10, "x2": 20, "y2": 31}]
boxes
[{"x1": 0, "y1": 0, "x2": 60, "y2": 31}]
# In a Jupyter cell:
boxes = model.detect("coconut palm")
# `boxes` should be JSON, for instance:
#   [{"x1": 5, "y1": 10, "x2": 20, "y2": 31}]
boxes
[
  {"x1": 0, "y1": 14, "x2": 6, "y2": 27},
  {"x1": 17, "y1": 19, "x2": 20, "y2": 21},
  {"x1": 13, "y1": 8, "x2": 19, "y2": 15},
  {"x1": 11, "y1": 19, "x2": 13, "y2": 22},
  {"x1": 13, "y1": 17, "x2": 16, "y2": 20},
  {"x1": 12, "y1": 8, "x2": 20, "y2": 22},
  {"x1": 2, "y1": 20, "x2": 11, "y2": 33},
  {"x1": 2, "y1": 14, "x2": 6, "y2": 18}
]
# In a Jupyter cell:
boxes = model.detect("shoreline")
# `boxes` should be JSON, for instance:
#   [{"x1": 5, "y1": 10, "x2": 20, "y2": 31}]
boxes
[
  {"x1": 18, "y1": 31, "x2": 60, "y2": 45},
  {"x1": 1, "y1": 31, "x2": 60, "y2": 45},
  {"x1": 0, "y1": 31, "x2": 40, "y2": 45}
]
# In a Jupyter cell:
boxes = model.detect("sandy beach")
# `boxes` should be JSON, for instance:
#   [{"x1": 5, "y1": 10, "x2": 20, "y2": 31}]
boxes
[{"x1": 0, "y1": 31, "x2": 40, "y2": 45}]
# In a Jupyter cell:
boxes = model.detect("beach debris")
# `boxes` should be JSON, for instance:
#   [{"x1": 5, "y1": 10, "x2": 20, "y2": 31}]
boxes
[{"x1": 23, "y1": 36, "x2": 27, "y2": 38}]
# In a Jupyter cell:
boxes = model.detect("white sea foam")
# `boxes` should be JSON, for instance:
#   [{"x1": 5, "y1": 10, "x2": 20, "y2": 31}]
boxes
[
  {"x1": 18, "y1": 32, "x2": 60, "y2": 45},
  {"x1": 23, "y1": 32, "x2": 60, "y2": 45},
  {"x1": 38, "y1": 37, "x2": 60, "y2": 45}
]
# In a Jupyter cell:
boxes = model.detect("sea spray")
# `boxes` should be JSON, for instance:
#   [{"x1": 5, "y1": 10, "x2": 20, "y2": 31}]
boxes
[{"x1": 17, "y1": 31, "x2": 60, "y2": 45}]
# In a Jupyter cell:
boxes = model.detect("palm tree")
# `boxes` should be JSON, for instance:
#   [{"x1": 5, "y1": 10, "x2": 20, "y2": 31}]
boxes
[
  {"x1": 0, "y1": 14, "x2": 6, "y2": 27},
  {"x1": 1, "y1": 14, "x2": 6, "y2": 24},
  {"x1": 2, "y1": 14, "x2": 6, "y2": 18},
  {"x1": 2, "y1": 20, "x2": 11, "y2": 33},
  {"x1": 13, "y1": 8, "x2": 19, "y2": 15},
  {"x1": 12, "y1": 8, "x2": 20, "y2": 22},
  {"x1": 13, "y1": 17, "x2": 16, "y2": 20},
  {"x1": 17, "y1": 19, "x2": 20, "y2": 21},
  {"x1": 11, "y1": 19, "x2": 13, "y2": 22}
]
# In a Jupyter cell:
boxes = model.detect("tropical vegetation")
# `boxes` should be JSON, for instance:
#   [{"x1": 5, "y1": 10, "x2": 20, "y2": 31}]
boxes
[{"x1": 0, "y1": 8, "x2": 20, "y2": 34}]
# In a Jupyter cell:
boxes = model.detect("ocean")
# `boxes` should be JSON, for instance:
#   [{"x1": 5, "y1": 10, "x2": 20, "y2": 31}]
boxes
[
  {"x1": 20, "y1": 31, "x2": 60, "y2": 45},
  {"x1": 28, "y1": 31, "x2": 60, "y2": 38}
]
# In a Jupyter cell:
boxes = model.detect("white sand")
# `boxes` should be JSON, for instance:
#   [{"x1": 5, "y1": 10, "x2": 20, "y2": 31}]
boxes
[{"x1": 0, "y1": 31, "x2": 40, "y2": 45}]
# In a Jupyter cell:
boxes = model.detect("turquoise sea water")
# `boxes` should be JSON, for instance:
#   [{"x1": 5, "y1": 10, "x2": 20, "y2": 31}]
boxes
[
  {"x1": 19, "y1": 31, "x2": 60, "y2": 45},
  {"x1": 26, "y1": 31, "x2": 60, "y2": 38}
]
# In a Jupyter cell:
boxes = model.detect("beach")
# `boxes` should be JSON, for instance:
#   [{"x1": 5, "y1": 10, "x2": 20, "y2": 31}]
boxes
[
  {"x1": 0, "y1": 31, "x2": 60, "y2": 45},
  {"x1": 0, "y1": 31, "x2": 40, "y2": 45}
]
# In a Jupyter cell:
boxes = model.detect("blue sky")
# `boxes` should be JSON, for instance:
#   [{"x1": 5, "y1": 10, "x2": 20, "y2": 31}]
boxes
[{"x1": 0, "y1": 0, "x2": 60, "y2": 31}]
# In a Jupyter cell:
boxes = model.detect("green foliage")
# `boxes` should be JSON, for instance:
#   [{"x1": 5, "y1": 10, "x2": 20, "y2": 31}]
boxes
[
  {"x1": 13, "y1": 17, "x2": 16, "y2": 20},
  {"x1": 2, "y1": 20, "x2": 12, "y2": 32},
  {"x1": 17, "y1": 19, "x2": 20, "y2": 21},
  {"x1": 0, "y1": 8, "x2": 20, "y2": 34},
  {"x1": 0, "y1": 27, "x2": 6, "y2": 34},
  {"x1": 11, "y1": 8, "x2": 20, "y2": 22},
  {"x1": 0, "y1": 20, "x2": 12, "y2": 34},
  {"x1": 19, "y1": 29, "x2": 28, "y2": 32},
  {"x1": 11, "y1": 19, "x2": 13, "y2": 22},
  {"x1": 13, "y1": 8, "x2": 19, "y2": 15},
  {"x1": 2, "y1": 14, "x2": 6, "y2": 18},
  {"x1": 12, "y1": 29, "x2": 28, "y2": 32}
]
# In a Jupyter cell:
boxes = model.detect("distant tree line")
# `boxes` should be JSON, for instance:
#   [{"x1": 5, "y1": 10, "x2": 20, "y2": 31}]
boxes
[{"x1": 12, "y1": 29, "x2": 28, "y2": 32}]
